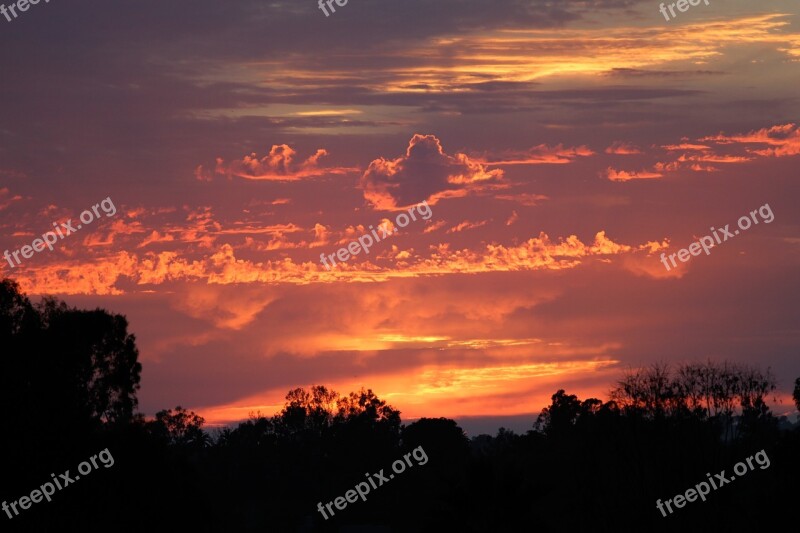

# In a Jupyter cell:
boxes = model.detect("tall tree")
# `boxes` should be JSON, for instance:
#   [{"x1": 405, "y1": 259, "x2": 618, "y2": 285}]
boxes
[
  {"x1": 273, "y1": 385, "x2": 340, "y2": 439},
  {"x1": 0, "y1": 279, "x2": 142, "y2": 434},
  {"x1": 535, "y1": 389, "x2": 582, "y2": 436}
]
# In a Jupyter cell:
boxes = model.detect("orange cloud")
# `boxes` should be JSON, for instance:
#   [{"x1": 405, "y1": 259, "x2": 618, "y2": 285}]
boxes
[
  {"x1": 605, "y1": 142, "x2": 641, "y2": 155},
  {"x1": 214, "y1": 144, "x2": 357, "y2": 181},
  {"x1": 701, "y1": 123, "x2": 800, "y2": 158},
  {"x1": 217, "y1": 223, "x2": 304, "y2": 236},
  {"x1": 306, "y1": 14, "x2": 799, "y2": 93},
  {"x1": 423, "y1": 220, "x2": 447, "y2": 234},
  {"x1": 506, "y1": 210, "x2": 519, "y2": 226},
  {"x1": 662, "y1": 143, "x2": 712, "y2": 151},
  {"x1": 126, "y1": 207, "x2": 147, "y2": 219},
  {"x1": 603, "y1": 167, "x2": 663, "y2": 182},
  {"x1": 309, "y1": 223, "x2": 331, "y2": 248},
  {"x1": 593, "y1": 123, "x2": 798, "y2": 179},
  {"x1": 688, "y1": 163, "x2": 720, "y2": 172},
  {"x1": 496, "y1": 193, "x2": 549, "y2": 206},
  {"x1": 9, "y1": 229, "x2": 659, "y2": 295},
  {"x1": 138, "y1": 230, "x2": 176, "y2": 248},
  {"x1": 194, "y1": 164, "x2": 212, "y2": 182},
  {"x1": 447, "y1": 220, "x2": 489, "y2": 233},
  {"x1": 170, "y1": 284, "x2": 279, "y2": 330},
  {"x1": 0, "y1": 187, "x2": 23, "y2": 211},
  {"x1": 676, "y1": 153, "x2": 752, "y2": 164},
  {"x1": 653, "y1": 161, "x2": 679, "y2": 172},
  {"x1": 480, "y1": 144, "x2": 594, "y2": 165}
]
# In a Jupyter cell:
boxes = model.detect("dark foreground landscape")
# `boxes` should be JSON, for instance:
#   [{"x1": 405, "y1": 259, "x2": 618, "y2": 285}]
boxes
[{"x1": 2, "y1": 279, "x2": 798, "y2": 532}]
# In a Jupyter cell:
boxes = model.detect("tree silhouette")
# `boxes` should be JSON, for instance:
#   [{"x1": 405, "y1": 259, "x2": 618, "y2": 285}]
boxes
[
  {"x1": 148, "y1": 406, "x2": 209, "y2": 448},
  {"x1": 217, "y1": 412, "x2": 276, "y2": 450},
  {"x1": 0, "y1": 280, "x2": 154, "y2": 531},
  {"x1": 535, "y1": 389, "x2": 582, "y2": 436},
  {"x1": 273, "y1": 384, "x2": 339, "y2": 440},
  {"x1": 402, "y1": 417, "x2": 470, "y2": 467},
  {"x1": 331, "y1": 387, "x2": 402, "y2": 455},
  {"x1": 0, "y1": 279, "x2": 141, "y2": 437},
  {"x1": 609, "y1": 360, "x2": 777, "y2": 441},
  {"x1": 611, "y1": 362, "x2": 680, "y2": 417},
  {"x1": 335, "y1": 387, "x2": 401, "y2": 429}
]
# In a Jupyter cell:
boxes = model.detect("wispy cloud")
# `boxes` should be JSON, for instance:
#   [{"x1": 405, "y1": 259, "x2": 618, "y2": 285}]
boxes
[
  {"x1": 603, "y1": 167, "x2": 663, "y2": 182},
  {"x1": 605, "y1": 141, "x2": 641, "y2": 155}
]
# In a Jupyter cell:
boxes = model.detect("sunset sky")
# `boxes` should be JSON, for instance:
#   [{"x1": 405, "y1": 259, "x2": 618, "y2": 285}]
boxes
[{"x1": 1, "y1": 0, "x2": 798, "y2": 434}]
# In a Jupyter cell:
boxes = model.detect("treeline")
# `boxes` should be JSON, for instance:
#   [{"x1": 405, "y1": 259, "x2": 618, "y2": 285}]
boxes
[
  {"x1": 538, "y1": 361, "x2": 780, "y2": 442},
  {"x1": 2, "y1": 278, "x2": 799, "y2": 532}
]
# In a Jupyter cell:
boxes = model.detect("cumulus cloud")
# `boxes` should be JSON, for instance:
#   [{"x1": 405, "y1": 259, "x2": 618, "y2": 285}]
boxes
[{"x1": 359, "y1": 134, "x2": 504, "y2": 210}]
